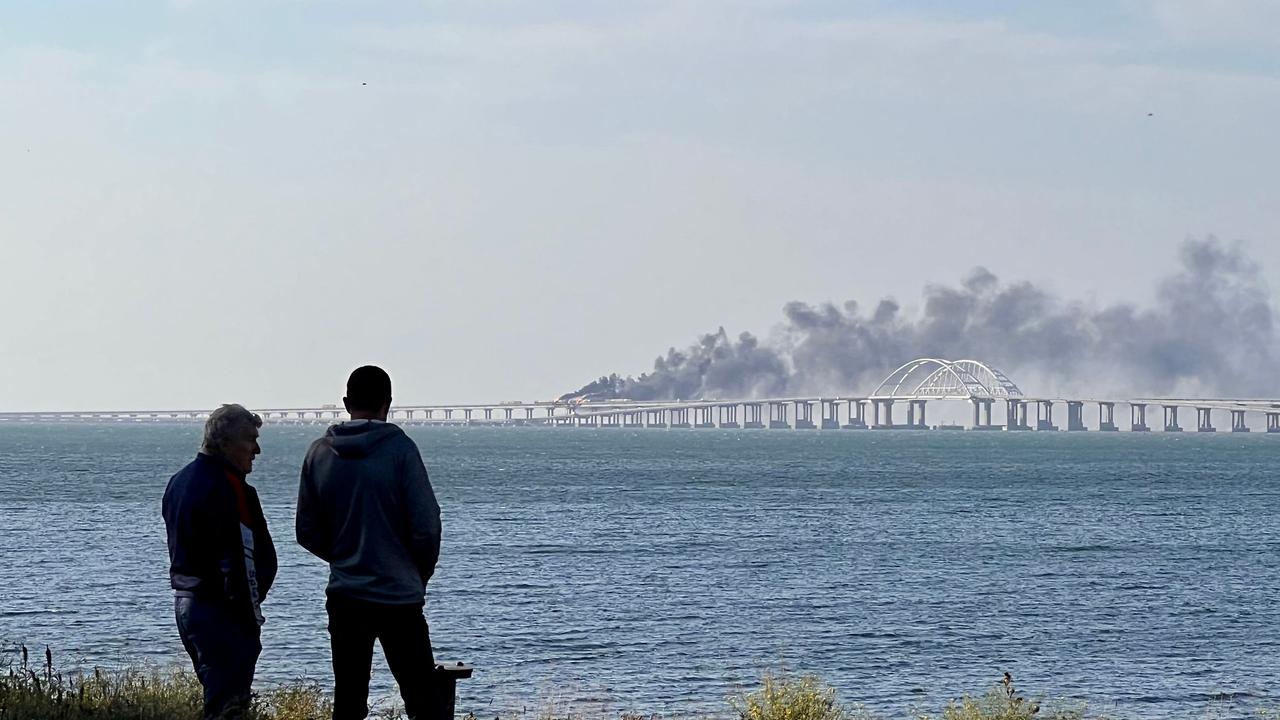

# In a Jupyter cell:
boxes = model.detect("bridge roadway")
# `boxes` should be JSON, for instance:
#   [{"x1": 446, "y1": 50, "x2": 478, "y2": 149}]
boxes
[{"x1": 3, "y1": 396, "x2": 1280, "y2": 433}]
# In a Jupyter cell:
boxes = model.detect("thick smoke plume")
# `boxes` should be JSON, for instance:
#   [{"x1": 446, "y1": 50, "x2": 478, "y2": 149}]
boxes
[{"x1": 566, "y1": 238, "x2": 1278, "y2": 400}]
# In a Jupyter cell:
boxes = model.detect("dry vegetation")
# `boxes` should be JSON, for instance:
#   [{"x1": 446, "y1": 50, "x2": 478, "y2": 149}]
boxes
[
  {"x1": 0, "y1": 645, "x2": 330, "y2": 720},
  {"x1": 0, "y1": 646, "x2": 1241, "y2": 720}
]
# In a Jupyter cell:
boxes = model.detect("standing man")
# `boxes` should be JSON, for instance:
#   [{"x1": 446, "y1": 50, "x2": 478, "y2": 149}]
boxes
[
  {"x1": 297, "y1": 365, "x2": 442, "y2": 720},
  {"x1": 163, "y1": 403, "x2": 277, "y2": 720}
]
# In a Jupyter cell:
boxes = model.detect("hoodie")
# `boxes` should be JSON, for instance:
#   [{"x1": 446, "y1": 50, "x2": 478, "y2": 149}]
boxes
[{"x1": 296, "y1": 421, "x2": 441, "y2": 604}]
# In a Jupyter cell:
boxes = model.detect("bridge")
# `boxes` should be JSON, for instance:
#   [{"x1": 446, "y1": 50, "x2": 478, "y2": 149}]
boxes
[{"x1": 4, "y1": 358, "x2": 1280, "y2": 433}]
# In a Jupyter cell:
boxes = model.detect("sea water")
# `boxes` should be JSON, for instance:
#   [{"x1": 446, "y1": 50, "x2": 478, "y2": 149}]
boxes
[{"x1": 2, "y1": 424, "x2": 1279, "y2": 718}]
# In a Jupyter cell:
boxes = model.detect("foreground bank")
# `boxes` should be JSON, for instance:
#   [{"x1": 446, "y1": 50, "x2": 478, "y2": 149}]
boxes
[{"x1": 0, "y1": 652, "x2": 1255, "y2": 720}]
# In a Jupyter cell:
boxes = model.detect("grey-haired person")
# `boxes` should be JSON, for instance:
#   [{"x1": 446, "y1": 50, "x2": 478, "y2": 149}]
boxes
[{"x1": 162, "y1": 404, "x2": 277, "y2": 719}]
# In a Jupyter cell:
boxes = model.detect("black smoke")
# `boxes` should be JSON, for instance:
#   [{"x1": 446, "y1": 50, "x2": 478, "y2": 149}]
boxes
[{"x1": 564, "y1": 238, "x2": 1277, "y2": 400}]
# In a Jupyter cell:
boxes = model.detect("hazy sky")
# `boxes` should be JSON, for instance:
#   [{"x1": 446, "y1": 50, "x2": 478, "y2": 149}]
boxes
[{"x1": 3, "y1": 1, "x2": 1278, "y2": 410}]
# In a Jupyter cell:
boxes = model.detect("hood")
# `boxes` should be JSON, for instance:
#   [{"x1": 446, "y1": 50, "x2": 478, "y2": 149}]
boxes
[{"x1": 322, "y1": 420, "x2": 404, "y2": 459}]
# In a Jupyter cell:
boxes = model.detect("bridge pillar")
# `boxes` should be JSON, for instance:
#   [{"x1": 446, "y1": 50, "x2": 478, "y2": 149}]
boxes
[
  {"x1": 1163, "y1": 405, "x2": 1182, "y2": 432},
  {"x1": 671, "y1": 407, "x2": 691, "y2": 429},
  {"x1": 970, "y1": 398, "x2": 997, "y2": 430},
  {"x1": 899, "y1": 399, "x2": 927, "y2": 429},
  {"x1": 444, "y1": 409, "x2": 454, "y2": 421},
  {"x1": 1098, "y1": 402, "x2": 1118, "y2": 431},
  {"x1": 1005, "y1": 400, "x2": 1030, "y2": 431},
  {"x1": 769, "y1": 401, "x2": 790, "y2": 429},
  {"x1": 794, "y1": 401, "x2": 816, "y2": 429},
  {"x1": 1130, "y1": 403, "x2": 1150, "y2": 432},
  {"x1": 820, "y1": 399, "x2": 840, "y2": 429},
  {"x1": 1066, "y1": 401, "x2": 1087, "y2": 431},
  {"x1": 695, "y1": 406, "x2": 716, "y2": 429},
  {"x1": 743, "y1": 403, "x2": 764, "y2": 429},
  {"x1": 1196, "y1": 407, "x2": 1215, "y2": 432},
  {"x1": 872, "y1": 399, "x2": 894, "y2": 429},
  {"x1": 719, "y1": 404, "x2": 740, "y2": 429},
  {"x1": 601, "y1": 412, "x2": 621, "y2": 428},
  {"x1": 1231, "y1": 409, "x2": 1250, "y2": 433},
  {"x1": 623, "y1": 411, "x2": 644, "y2": 428},
  {"x1": 464, "y1": 408, "x2": 474, "y2": 424},
  {"x1": 647, "y1": 409, "x2": 668, "y2": 429},
  {"x1": 843, "y1": 400, "x2": 868, "y2": 429},
  {"x1": 484, "y1": 408, "x2": 494, "y2": 421},
  {"x1": 1036, "y1": 400, "x2": 1058, "y2": 431},
  {"x1": 1267, "y1": 412, "x2": 1280, "y2": 433}
]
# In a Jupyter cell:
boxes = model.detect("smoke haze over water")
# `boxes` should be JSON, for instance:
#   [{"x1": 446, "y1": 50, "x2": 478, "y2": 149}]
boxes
[{"x1": 566, "y1": 238, "x2": 1278, "y2": 401}]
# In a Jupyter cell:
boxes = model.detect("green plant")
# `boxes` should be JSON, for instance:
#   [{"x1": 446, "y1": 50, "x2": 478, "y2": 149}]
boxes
[
  {"x1": 919, "y1": 673, "x2": 1081, "y2": 720},
  {"x1": 731, "y1": 673, "x2": 872, "y2": 720}
]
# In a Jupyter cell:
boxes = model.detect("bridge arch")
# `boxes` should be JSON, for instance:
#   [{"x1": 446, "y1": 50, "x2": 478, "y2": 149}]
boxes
[
  {"x1": 869, "y1": 358, "x2": 1023, "y2": 400},
  {"x1": 951, "y1": 360, "x2": 1023, "y2": 399}
]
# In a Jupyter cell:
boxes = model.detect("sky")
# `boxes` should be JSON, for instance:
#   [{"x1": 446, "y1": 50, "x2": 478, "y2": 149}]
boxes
[{"x1": 2, "y1": 1, "x2": 1278, "y2": 411}]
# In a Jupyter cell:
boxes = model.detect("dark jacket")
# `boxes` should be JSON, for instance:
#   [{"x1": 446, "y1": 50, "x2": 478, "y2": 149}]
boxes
[
  {"x1": 297, "y1": 421, "x2": 441, "y2": 604},
  {"x1": 162, "y1": 453, "x2": 278, "y2": 625}
]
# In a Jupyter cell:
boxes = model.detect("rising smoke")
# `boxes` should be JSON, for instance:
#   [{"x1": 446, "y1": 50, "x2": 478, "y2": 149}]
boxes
[{"x1": 565, "y1": 238, "x2": 1278, "y2": 401}]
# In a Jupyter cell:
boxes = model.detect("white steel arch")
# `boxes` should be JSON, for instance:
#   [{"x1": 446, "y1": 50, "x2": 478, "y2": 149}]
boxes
[
  {"x1": 952, "y1": 360, "x2": 1023, "y2": 399},
  {"x1": 869, "y1": 358, "x2": 1023, "y2": 400}
]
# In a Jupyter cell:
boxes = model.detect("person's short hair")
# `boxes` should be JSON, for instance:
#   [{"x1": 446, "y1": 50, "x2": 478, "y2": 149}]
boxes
[
  {"x1": 346, "y1": 365, "x2": 392, "y2": 412},
  {"x1": 201, "y1": 404, "x2": 263, "y2": 454}
]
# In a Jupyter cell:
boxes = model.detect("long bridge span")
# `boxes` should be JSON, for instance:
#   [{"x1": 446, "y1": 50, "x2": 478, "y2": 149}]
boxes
[{"x1": 4, "y1": 358, "x2": 1280, "y2": 433}]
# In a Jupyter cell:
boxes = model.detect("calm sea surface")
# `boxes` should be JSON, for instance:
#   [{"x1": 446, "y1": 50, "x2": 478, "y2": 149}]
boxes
[{"x1": 2, "y1": 424, "x2": 1279, "y2": 718}]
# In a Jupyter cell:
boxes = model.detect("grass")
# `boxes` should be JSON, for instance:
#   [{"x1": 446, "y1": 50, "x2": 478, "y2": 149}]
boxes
[{"x1": 0, "y1": 645, "x2": 331, "y2": 720}]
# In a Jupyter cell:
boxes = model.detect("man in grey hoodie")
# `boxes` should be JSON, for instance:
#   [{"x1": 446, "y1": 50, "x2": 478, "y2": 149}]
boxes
[{"x1": 296, "y1": 365, "x2": 442, "y2": 720}]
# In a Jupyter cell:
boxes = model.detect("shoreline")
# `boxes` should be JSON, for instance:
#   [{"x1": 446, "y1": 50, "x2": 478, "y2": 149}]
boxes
[{"x1": 2, "y1": 649, "x2": 1275, "y2": 720}]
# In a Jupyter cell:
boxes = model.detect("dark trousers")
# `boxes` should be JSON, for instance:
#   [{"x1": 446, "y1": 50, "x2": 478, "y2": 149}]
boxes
[
  {"x1": 327, "y1": 594, "x2": 437, "y2": 720},
  {"x1": 175, "y1": 596, "x2": 261, "y2": 720}
]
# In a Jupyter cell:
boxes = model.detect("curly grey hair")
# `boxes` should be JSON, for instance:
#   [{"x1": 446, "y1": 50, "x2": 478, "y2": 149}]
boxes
[{"x1": 201, "y1": 404, "x2": 263, "y2": 455}]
